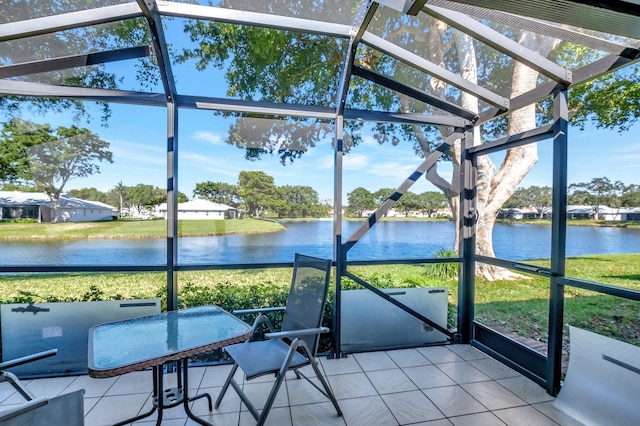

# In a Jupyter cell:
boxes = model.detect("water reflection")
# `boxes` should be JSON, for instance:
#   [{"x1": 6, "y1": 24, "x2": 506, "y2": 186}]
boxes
[{"x1": 1, "y1": 221, "x2": 638, "y2": 266}]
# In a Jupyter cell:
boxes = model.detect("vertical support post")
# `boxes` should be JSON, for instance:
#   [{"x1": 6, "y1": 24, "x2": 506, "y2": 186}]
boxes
[
  {"x1": 166, "y1": 102, "x2": 179, "y2": 312},
  {"x1": 547, "y1": 89, "x2": 568, "y2": 395},
  {"x1": 330, "y1": 0, "x2": 378, "y2": 357},
  {"x1": 138, "y1": 0, "x2": 179, "y2": 312},
  {"x1": 332, "y1": 115, "x2": 345, "y2": 358},
  {"x1": 458, "y1": 126, "x2": 477, "y2": 343}
]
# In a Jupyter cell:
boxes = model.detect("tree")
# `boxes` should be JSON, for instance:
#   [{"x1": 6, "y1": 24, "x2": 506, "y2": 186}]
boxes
[
  {"x1": 193, "y1": 181, "x2": 240, "y2": 207},
  {"x1": 110, "y1": 181, "x2": 128, "y2": 214},
  {"x1": 620, "y1": 184, "x2": 640, "y2": 207},
  {"x1": 0, "y1": 182, "x2": 35, "y2": 192},
  {"x1": 373, "y1": 188, "x2": 395, "y2": 216},
  {"x1": 68, "y1": 187, "x2": 107, "y2": 203},
  {"x1": 396, "y1": 191, "x2": 420, "y2": 217},
  {"x1": 0, "y1": 119, "x2": 113, "y2": 222},
  {"x1": 507, "y1": 186, "x2": 552, "y2": 219},
  {"x1": 5, "y1": 3, "x2": 640, "y2": 278},
  {"x1": 0, "y1": 119, "x2": 43, "y2": 183},
  {"x1": 347, "y1": 187, "x2": 375, "y2": 217},
  {"x1": 177, "y1": 191, "x2": 189, "y2": 203},
  {"x1": 569, "y1": 177, "x2": 624, "y2": 217},
  {"x1": 418, "y1": 191, "x2": 448, "y2": 217},
  {"x1": 0, "y1": 1, "x2": 157, "y2": 124},
  {"x1": 279, "y1": 185, "x2": 324, "y2": 218},
  {"x1": 176, "y1": 7, "x2": 640, "y2": 280},
  {"x1": 127, "y1": 184, "x2": 165, "y2": 214},
  {"x1": 237, "y1": 171, "x2": 281, "y2": 217}
]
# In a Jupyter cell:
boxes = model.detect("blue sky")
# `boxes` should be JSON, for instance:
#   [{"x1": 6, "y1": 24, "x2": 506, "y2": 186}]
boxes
[{"x1": 26, "y1": 98, "x2": 640, "y2": 204}]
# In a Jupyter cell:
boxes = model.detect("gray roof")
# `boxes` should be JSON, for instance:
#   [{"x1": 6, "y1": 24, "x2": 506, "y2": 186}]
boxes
[{"x1": 0, "y1": 191, "x2": 117, "y2": 211}]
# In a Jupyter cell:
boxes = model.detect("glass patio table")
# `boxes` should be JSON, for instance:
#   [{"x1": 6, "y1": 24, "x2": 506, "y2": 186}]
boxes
[{"x1": 88, "y1": 306, "x2": 252, "y2": 426}]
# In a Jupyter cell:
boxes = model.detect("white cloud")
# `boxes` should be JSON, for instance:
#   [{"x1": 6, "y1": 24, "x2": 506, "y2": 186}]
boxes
[
  {"x1": 193, "y1": 130, "x2": 223, "y2": 145},
  {"x1": 180, "y1": 151, "x2": 223, "y2": 167},
  {"x1": 342, "y1": 153, "x2": 370, "y2": 170},
  {"x1": 317, "y1": 154, "x2": 335, "y2": 170}
]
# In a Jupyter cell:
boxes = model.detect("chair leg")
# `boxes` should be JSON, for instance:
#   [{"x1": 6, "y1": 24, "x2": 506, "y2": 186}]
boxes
[
  {"x1": 309, "y1": 358, "x2": 342, "y2": 416},
  {"x1": 0, "y1": 372, "x2": 36, "y2": 401},
  {"x1": 256, "y1": 356, "x2": 291, "y2": 426},
  {"x1": 214, "y1": 362, "x2": 238, "y2": 409}
]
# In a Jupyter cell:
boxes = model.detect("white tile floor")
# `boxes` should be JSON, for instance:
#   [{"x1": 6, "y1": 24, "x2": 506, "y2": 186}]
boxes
[{"x1": 0, "y1": 345, "x2": 584, "y2": 426}]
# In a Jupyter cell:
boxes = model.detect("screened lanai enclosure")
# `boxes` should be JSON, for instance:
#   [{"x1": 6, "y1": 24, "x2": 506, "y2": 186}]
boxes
[{"x1": 1, "y1": 0, "x2": 639, "y2": 402}]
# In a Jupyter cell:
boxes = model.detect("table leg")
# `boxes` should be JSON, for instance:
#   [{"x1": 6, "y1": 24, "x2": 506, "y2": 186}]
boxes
[
  {"x1": 111, "y1": 360, "x2": 214, "y2": 426},
  {"x1": 112, "y1": 366, "x2": 159, "y2": 426},
  {"x1": 181, "y1": 358, "x2": 214, "y2": 426}
]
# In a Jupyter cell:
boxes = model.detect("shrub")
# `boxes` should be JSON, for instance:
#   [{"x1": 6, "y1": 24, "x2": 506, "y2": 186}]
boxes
[{"x1": 425, "y1": 248, "x2": 459, "y2": 280}]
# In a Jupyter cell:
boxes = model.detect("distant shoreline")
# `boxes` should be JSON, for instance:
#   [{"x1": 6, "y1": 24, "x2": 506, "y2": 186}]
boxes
[{"x1": 0, "y1": 217, "x2": 638, "y2": 241}]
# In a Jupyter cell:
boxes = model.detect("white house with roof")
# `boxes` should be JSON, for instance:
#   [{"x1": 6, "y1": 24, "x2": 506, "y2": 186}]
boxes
[
  {"x1": 0, "y1": 191, "x2": 117, "y2": 223},
  {"x1": 156, "y1": 199, "x2": 238, "y2": 220}
]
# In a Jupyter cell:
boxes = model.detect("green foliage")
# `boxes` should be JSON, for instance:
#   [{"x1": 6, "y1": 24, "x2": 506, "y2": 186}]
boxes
[
  {"x1": 126, "y1": 183, "x2": 166, "y2": 211},
  {"x1": 238, "y1": 171, "x2": 282, "y2": 217},
  {"x1": 278, "y1": 185, "x2": 325, "y2": 218},
  {"x1": 621, "y1": 184, "x2": 640, "y2": 207},
  {"x1": 193, "y1": 181, "x2": 240, "y2": 207},
  {"x1": 346, "y1": 187, "x2": 375, "y2": 217},
  {"x1": 2, "y1": 255, "x2": 639, "y2": 349},
  {"x1": 425, "y1": 248, "x2": 459, "y2": 280},
  {"x1": 569, "y1": 66, "x2": 640, "y2": 133},
  {"x1": 505, "y1": 186, "x2": 552, "y2": 218},
  {"x1": 68, "y1": 187, "x2": 108, "y2": 203},
  {"x1": 569, "y1": 177, "x2": 625, "y2": 213},
  {"x1": 0, "y1": 119, "x2": 113, "y2": 217},
  {"x1": 0, "y1": 1, "x2": 155, "y2": 123}
]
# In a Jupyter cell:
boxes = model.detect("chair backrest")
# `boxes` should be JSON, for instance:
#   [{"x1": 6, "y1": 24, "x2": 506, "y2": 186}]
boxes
[{"x1": 280, "y1": 253, "x2": 332, "y2": 356}]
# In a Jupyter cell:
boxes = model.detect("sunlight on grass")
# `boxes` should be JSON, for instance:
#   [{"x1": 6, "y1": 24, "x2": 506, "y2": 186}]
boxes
[{"x1": 0, "y1": 218, "x2": 284, "y2": 239}]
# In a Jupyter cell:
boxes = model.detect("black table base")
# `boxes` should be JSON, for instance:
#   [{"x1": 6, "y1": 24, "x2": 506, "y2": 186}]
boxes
[{"x1": 113, "y1": 358, "x2": 213, "y2": 426}]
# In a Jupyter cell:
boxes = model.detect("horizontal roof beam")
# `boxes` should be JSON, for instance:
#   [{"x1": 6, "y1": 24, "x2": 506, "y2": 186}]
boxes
[
  {"x1": 0, "y1": 45, "x2": 152, "y2": 79},
  {"x1": 423, "y1": 4, "x2": 572, "y2": 84},
  {"x1": 0, "y1": 3, "x2": 142, "y2": 42},
  {"x1": 468, "y1": 122, "x2": 556, "y2": 155},
  {"x1": 352, "y1": 65, "x2": 479, "y2": 122},
  {"x1": 427, "y1": 0, "x2": 632, "y2": 55},
  {"x1": 436, "y1": 0, "x2": 640, "y2": 40},
  {"x1": 156, "y1": 1, "x2": 352, "y2": 38},
  {"x1": 572, "y1": 46, "x2": 640, "y2": 84},
  {"x1": 478, "y1": 44, "x2": 640, "y2": 124},
  {"x1": 344, "y1": 108, "x2": 468, "y2": 126},
  {"x1": 361, "y1": 32, "x2": 509, "y2": 109},
  {"x1": 184, "y1": 96, "x2": 336, "y2": 119},
  {"x1": 0, "y1": 79, "x2": 467, "y2": 126},
  {"x1": 0, "y1": 79, "x2": 168, "y2": 106}
]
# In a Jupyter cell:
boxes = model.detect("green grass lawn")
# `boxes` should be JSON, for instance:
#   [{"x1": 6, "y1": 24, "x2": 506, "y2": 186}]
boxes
[{"x1": 0, "y1": 218, "x2": 284, "y2": 239}]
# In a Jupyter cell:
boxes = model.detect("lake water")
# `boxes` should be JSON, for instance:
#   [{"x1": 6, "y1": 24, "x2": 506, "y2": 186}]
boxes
[{"x1": 2, "y1": 220, "x2": 639, "y2": 266}]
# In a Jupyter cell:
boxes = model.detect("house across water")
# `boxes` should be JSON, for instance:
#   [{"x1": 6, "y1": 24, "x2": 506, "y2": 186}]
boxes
[
  {"x1": 0, "y1": 191, "x2": 117, "y2": 223},
  {"x1": 156, "y1": 199, "x2": 239, "y2": 220}
]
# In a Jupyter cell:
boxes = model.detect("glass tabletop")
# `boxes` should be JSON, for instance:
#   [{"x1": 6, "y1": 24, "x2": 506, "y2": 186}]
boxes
[{"x1": 88, "y1": 306, "x2": 252, "y2": 375}]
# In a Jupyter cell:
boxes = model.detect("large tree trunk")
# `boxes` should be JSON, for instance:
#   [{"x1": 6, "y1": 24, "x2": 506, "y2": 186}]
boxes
[
  {"x1": 419, "y1": 27, "x2": 559, "y2": 279},
  {"x1": 474, "y1": 32, "x2": 560, "y2": 280}
]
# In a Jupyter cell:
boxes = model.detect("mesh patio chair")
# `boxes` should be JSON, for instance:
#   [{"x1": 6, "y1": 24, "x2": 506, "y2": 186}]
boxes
[
  {"x1": 214, "y1": 253, "x2": 342, "y2": 426},
  {"x1": 0, "y1": 349, "x2": 84, "y2": 425}
]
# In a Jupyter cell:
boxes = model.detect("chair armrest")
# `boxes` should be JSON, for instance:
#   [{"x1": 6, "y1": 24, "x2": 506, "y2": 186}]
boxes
[
  {"x1": 233, "y1": 307, "x2": 286, "y2": 315},
  {"x1": 0, "y1": 349, "x2": 57, "y2": 370},
  {"x1": 265, "y1": 327, "x2": 330, "y2": 340}
]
